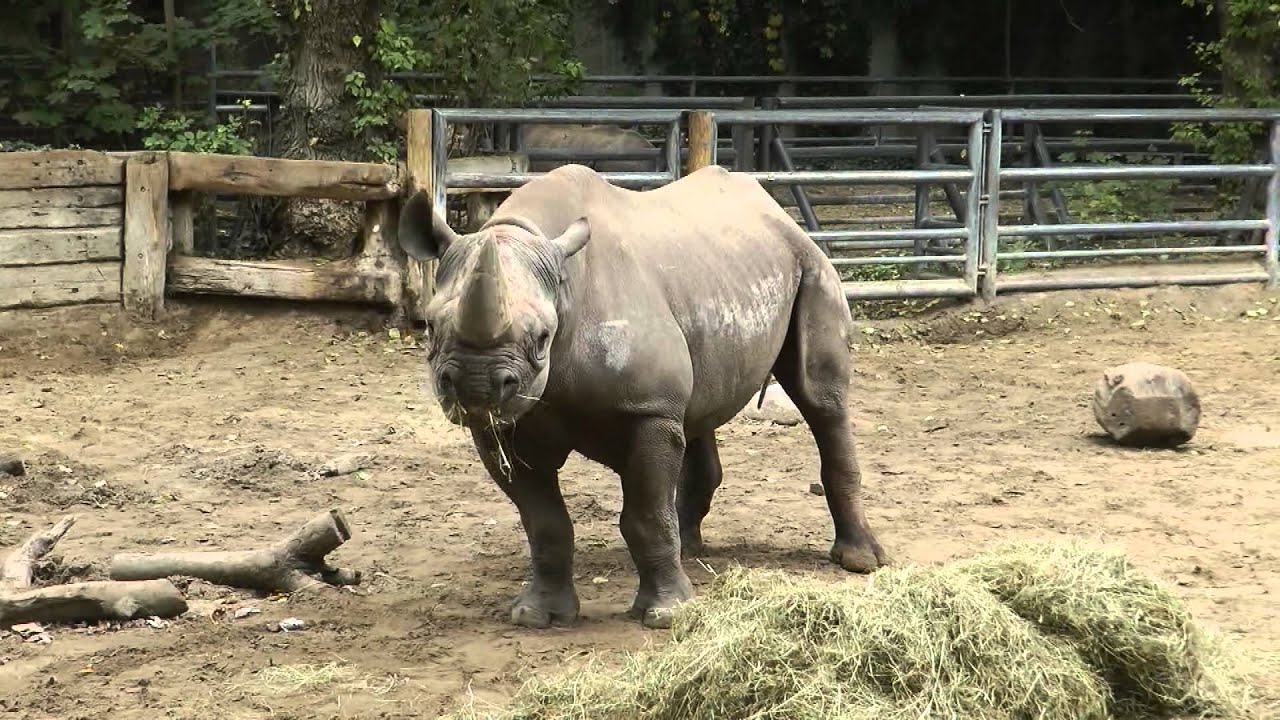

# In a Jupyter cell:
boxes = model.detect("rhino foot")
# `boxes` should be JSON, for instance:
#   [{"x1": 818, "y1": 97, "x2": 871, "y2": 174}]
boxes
[
  {"x1": 510, "y1": 582, "x2": 580, "y2": 629},
  {"x1": 628, "y1": 579, "x2": 695, "y2": 630},
  {"x1": 830, "y1": 535, "x2": 891, "y2": 574}
]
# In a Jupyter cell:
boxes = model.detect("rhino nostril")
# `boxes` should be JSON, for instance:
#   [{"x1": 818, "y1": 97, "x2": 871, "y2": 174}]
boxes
[
  {"x1": 437, "y1": 368, "x2": 457, "y2": 398},
  {"x1": 495, "y1": 371, "x2": 520, "y2": 404}
]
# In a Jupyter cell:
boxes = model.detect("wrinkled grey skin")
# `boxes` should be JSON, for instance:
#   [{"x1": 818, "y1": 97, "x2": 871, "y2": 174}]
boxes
[
  {"x1": 519, "y1": 123, "x2": 656, "y2": 173},
  {"x1": 398, "y1": 164, "x2": 887, "y2": 629}
]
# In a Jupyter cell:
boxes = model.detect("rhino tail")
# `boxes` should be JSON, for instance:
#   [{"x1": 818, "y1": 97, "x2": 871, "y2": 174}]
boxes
[{"x1": 756, "y1": 374, "x2": 770, "y2": 409}]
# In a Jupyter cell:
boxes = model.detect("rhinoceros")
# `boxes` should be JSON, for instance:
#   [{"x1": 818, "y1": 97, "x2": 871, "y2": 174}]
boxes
[
  {"x1": 398, "y1": 163, "x2": 888, "y2": 629},
  {"x1": 519, "y1": 123, "x2": 656, "y2": 173}
]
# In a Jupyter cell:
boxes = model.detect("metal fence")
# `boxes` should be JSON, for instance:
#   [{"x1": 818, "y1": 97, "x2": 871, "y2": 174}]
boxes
[
  {"x1": 979, "y1": 108, "x2": 1280, "y2": 299},
  {"x1": 418, "y1": 105, "x2": 1279, "y2": 304}
]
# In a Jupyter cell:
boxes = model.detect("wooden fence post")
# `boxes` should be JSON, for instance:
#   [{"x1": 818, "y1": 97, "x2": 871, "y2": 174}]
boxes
[
  {"x1": 123, "y1": 151, "x2": 170, "y2": 320},
  {"x1": 404, "y1": 109, "x2": 437, "y2": 322},
  {"x1": 686, "y1": 110, "x2": 718, "y2": 174},
  {"x1": 170, "y1": 191, "x2": 194, "y2": 255}
]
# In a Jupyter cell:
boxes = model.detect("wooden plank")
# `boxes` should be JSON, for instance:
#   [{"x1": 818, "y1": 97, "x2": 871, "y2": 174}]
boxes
[
  {"x1": 167, "y1": 256, "x2": 398, "y2": 306},
  {"x1": 0, "y1": 150, "x2": 125, "y2": 190},
  {"x1": 0, "y1": 261, "x2": 122, "y2": 309},
  {"x1": 170, "y1": 191, "x2": 194, "y2": 255},
  {"x1": 0, "y1": 206, "x2": 123, "y2": 230},
  {"x1": 167, "y1": 151, "x2": 401, "y2": 201},
  {"x1": 0, "y1": 186, "x2": 123, "y2": 209},
  {"x1": 123, "y1": 152, "x2": 169, "y2": 320},
  {"x1": 0, "y1": 227, "x2": 123, "y2": 266}
]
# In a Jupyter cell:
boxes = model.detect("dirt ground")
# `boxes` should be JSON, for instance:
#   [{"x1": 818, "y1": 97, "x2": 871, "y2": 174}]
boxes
[{"x1": 1, "y1": 283, "x2": 1278, "y2": 719}]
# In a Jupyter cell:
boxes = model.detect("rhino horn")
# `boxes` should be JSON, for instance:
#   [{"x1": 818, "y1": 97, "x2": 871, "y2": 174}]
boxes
[{"x1": 456, "y1": 236, "x2": 513, "y2": 346}]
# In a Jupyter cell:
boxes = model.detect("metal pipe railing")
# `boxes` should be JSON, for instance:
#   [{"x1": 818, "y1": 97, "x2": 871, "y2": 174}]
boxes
[{"x1": 413, "y1": 105, "x2": 1280, "y2": 303}]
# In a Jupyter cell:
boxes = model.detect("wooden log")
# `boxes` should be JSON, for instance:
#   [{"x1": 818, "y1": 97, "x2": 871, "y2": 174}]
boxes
[
  {"x1": 1092, "y1": 362, "x2": 1201, "y2": 447},
  {"x1": 0, "y1": 186, "x2": 123, "y2": 209},
  {"x1": 109, "y1": 509, "x2": 361, "y2": 594},
  {"x1": 0, "y1": 227, "x2": 122, "y2": 266},
  {"x1": 686, "y1": 110, "x2": 718, "y2": 174},
  {"x1": 167, "y1": 151, "x2": 400, "y2": 201},
  {"x1": 0, "y1": 206, "x2": 123, "y2": 229},
  {"x1": 1, "y1": 516, "x2": 76, "y2": 590},
  {"x1": 0, "y1": 150, "x2": 125, "y2": 190},
  {"x1": 0, "y1": 580, "x2": 188, "y2": 626},
  {"x1": 122, "y1": 151, "x2": 169, "y2": 320},
  {"x1": 166, "y1": 256, "x2": 398, "y2": 306},
  {"x1": 170, "y1": 191, "x2": 195, "y2": 255},
  {"x1": 355, "y1": 200, "x2": 405, "y2": 318},
  {"x1": 0, "y1": 262, "x2": 123, "y2": 310},
  {"x1": 0, "y1": 516, "x2": 187, "y2": 626}
]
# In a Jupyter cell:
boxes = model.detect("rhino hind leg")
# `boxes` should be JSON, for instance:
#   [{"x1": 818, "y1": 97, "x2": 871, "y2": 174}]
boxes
[
  {"x1": 471, "y1": 428, "x2": 580, "y2": 628},
  {"x1": 770, "y1": 273, "x2": 890, "y2": 574},
  {"x1": 676, "y1": 433, "x2": 723, "y2": 557}
]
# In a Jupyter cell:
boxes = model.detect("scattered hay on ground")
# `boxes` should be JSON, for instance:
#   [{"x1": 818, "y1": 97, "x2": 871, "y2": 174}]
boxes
[{"x1": 445, "y1": 541, "x2": 1258, "y2": 720}]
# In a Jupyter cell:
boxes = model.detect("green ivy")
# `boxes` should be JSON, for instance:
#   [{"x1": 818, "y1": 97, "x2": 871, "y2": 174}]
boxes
[
  {"x1": 1173, "y1": 0, "x2": 1279, "y2": 165},
  {"x1": 136, "y1": 105, "x2": 256, "y2": 155},
  {"x1": 337, "y1": 0, "x2": 583, "y2": 161},
  {"x1": 2, "y1": 0, "x2": 273, "y2": 146}
]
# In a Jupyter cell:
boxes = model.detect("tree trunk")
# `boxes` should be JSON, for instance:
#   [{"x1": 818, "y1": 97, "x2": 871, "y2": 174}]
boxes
[{"x1": 272, "y1": 0, "x2": 383, "y2": 258}]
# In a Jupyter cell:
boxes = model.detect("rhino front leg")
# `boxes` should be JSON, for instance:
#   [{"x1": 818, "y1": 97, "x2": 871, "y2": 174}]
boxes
[
  {"x1": 620, "y1": 417, "x2": 695, "y2": 629},
  {"x1": 472, "y1": 430, "x2": 579, "y2": 629}
]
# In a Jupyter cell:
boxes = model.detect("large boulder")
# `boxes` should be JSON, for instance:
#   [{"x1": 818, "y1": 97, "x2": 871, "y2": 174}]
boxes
[{"x1": 1092, "y1": 362, "x2": 1200, "y2": 447}]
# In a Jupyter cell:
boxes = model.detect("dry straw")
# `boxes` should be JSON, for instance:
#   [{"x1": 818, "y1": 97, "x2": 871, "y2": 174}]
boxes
[{"x1": 446, "y1": 540, "x2": 1260, "y2": 720}]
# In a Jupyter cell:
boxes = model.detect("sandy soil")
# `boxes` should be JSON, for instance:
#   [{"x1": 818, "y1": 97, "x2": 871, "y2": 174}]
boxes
[{"x1": 1, "y1": 283, "x2": 1278, "y2": 719}]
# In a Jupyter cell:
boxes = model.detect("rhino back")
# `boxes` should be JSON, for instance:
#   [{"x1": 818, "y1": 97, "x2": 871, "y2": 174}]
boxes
[{"x1": 496, "y1": 165, "x2": 820, "y2": 431}]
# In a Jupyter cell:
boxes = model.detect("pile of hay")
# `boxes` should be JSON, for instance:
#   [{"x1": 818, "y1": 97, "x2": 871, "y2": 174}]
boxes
[{"x1": 447, "y1": 541, "x2": 1257, "y2": 720}]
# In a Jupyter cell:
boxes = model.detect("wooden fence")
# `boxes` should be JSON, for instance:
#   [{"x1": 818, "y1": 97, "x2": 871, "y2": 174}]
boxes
[
  {"x1": 0, "y1": 151, "x2": 128, "y2": 310},
  {"x1": 0, "y1": 146, "x2": 435, "y2": 321}
]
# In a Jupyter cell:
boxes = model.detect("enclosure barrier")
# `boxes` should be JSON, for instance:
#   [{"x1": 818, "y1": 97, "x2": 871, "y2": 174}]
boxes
[
  {"x1": 706, "y1": 109, "x2": 989, "y2": 301},
  {"x1": 0, "y1": 151, "x2": 127, "y2": 311},
  {"x1": 3, "y1": 103, "x2": 1277, "y2": 317},
  {"x1": 665, "y1": 106, "x2": 1278, "y2": 301},
  {"x1": 977, "y1": 108, "x2": 1280, "y2": 300},
  {"x1": 0, "y1": 148, "x2": 416, "y2": 318}
]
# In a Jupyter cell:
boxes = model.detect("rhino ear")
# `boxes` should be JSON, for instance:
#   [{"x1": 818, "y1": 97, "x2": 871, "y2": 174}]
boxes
[
  {"x1": 398, "y1": 189, "x2": 459, "y2": 260},
  {"x1": 551, "y1": 218, "x2": 590, "y2": 259}
]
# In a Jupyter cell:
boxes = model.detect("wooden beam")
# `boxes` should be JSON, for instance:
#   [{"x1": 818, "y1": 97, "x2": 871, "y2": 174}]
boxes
[
  {"x1": 167, "y1": 256, "x2": 399, "y2": 307},
  {"x1": 170, "y1": 191, "x2": 195, "y2": 255},
  {"x1": 0, "y1": 186, "x2": 122, "y2": 209},
  {"x1": 0, "y1": 206, "x2": 123, "y2": 230},
  {"x1": 0, "y1": 262, "x2": 122, "y2": 310},
  {"x1": 686, "y1": 110, "x2": 718, "y2": 174},
  {"x1": 167, "y1": 152, "x2": 401, "y2": 201},
  {"x1": 0, "y1": 227, "x2": 122, "y2": 266},
  {"x1": 123, "y1": 152, "x2": 170, "y2": 320},
  {"x1": 0, "y1": 150, "x2": 125, "y2": 190}
]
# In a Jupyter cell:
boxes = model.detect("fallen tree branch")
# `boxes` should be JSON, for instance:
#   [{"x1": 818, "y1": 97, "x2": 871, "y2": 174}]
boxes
[
  {"x1": 108, "y1": 509, "x2": 361, "y2": 594},
  {"x1": 1, "y1": 515, "x2": 76, "y2": 589},
  {"x1": 0, "y1": 516, "x2": 187, "y2": 626},
  {"x1": 0, "y1": 580, "x2": 187, "y2": 625}
]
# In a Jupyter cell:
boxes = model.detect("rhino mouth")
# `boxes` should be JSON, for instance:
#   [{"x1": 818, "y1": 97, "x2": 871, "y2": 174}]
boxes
[{"x1": 438, "y1": 396, "x2": 539, "y2": 429}]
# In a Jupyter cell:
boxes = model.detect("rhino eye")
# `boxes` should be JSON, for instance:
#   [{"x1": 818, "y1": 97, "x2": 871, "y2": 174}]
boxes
[{"x1": 536, "y1": 329, "x2": 551, "y2": 354}]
